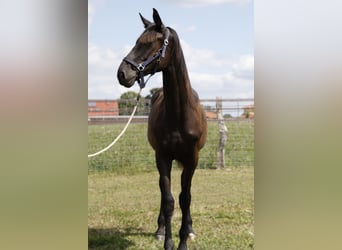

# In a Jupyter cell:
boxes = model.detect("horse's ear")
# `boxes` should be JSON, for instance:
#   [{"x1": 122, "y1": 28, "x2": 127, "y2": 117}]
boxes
[
  {"x1": 152, "y1": 8, "x2": 163, "y2": 31},
  {"x1": 139, "y1": 13, "x2": 152, "y2": 28}
]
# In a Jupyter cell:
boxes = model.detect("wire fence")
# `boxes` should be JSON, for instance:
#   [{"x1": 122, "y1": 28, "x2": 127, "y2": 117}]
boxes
[{"x1": 88, "y1": 98, "x2": 254, "y2": 173}]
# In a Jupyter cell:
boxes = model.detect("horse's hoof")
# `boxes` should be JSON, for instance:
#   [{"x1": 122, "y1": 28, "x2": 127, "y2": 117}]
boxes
[
  {"x1": 165, "y1": 239, "x2": 174, "y2": 250},
  {"x1": 155, "y1": 234, "x2": 165, "y2": 241},
  {"x1": 188, "y1": 233, "x2": 196, "y2": 241}
]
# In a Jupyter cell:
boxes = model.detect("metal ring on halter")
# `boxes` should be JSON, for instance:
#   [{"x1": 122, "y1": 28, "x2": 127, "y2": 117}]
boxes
[
  {"x1": 137, "y1": 64, "x2": 145, "y2": 71},
  {"x1": 164, "y1": 39, "x2": 169, "y2": 46}
]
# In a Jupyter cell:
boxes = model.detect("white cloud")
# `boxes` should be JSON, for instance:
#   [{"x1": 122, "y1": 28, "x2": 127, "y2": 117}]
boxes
[
  {"x1": 161, "y1": 0, "x2": 251, "y2": 8},
  {"x1": 88, "y1": 43, "x2": 131, "y2": 99},
  {"x1": 88, "y1": 0, "x2": 107, "y2": 27},
  {"x1": 189, "y1": 71, "x2": 254, "y2": 99},
  {"x1": 232, "y1": 55, "x2": 254, "y2": 79},
  {"x1": 179, "y1": 40, "x2": 254, "y2": 99},
  {"x1": 180, "y1": 39, "x2": 232, "y2": 72},
  {"x1": 182, "y1": 43, "x2": 253, "y2": 99}
]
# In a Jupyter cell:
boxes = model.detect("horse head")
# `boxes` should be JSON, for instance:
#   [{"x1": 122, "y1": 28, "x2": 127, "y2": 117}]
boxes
[{"x1": 117, "y1": 9, "x2": 172, "y2": 88}]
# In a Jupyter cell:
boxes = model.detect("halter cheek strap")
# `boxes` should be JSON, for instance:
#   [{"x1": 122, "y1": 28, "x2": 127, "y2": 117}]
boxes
[{"x1": 123, "y1": 28, "x2": 170, "y2": 89}]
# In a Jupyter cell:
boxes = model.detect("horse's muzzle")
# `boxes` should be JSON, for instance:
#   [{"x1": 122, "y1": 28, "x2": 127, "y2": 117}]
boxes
[{"x1": 117, "y1": 61, "x2": 137, "y2": 87}]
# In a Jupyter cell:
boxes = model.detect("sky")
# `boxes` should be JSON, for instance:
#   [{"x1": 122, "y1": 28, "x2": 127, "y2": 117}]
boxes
[{"x1": 88, "y1": 0, "x2": 254, "y2": 100}]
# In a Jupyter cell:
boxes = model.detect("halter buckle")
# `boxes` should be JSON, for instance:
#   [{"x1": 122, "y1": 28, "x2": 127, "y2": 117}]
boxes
[{"x1": 137, "y1": 64, "x2": 145, "y2": 71}]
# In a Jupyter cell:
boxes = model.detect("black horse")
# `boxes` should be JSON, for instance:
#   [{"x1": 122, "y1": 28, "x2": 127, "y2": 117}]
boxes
[{"x1": 117, "y1": 9, "x2": 207, "y2": 250}]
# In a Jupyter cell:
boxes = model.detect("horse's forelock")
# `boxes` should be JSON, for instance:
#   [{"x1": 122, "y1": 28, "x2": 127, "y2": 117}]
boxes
[{"x1": 138, "y1": 31, "x2": 163, "y2": 44}]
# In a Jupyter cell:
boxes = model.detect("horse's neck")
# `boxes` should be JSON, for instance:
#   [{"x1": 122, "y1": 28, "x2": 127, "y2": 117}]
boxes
[{"x1": 162, "y1": 46, "x2": 194, "y2": 126}]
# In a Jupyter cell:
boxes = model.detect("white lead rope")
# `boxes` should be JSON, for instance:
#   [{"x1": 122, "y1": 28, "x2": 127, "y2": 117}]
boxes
[{"x1": 88, "y1": 88, "x2": 142, "y2": 158}]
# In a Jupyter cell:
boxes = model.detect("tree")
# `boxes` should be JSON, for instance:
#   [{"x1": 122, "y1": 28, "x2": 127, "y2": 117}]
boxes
[
  {"x1": 120, "y1": 91, "x2": 138, "y2": 100},
  {"x1": 119, "y1": 91, "x2": 147, "y2": 115},
  {"x1": 145, "y1": 87, "x2": 161, "y2": 99}
]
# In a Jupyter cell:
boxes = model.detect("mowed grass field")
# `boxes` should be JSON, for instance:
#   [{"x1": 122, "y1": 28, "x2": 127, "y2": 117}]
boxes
[{"x1": 88, "y1": 167, "x2": 254, "y2": 249}]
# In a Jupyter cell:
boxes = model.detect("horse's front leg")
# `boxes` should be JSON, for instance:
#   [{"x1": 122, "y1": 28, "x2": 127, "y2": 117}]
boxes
[
  {"x1": 178, "y1": 160, "x2": 196, "y2": 250},
  {"x1": 155, "y1": 197, "x2": 165, "y2": 240},
  {"x1": 156, "y1": 153, "x2": 174, "y2": 250}
]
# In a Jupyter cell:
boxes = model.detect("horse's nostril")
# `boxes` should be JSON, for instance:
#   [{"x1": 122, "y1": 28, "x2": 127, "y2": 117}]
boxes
[{"x1": 118, "y1": 71, "x2": 125, "y2": 80}]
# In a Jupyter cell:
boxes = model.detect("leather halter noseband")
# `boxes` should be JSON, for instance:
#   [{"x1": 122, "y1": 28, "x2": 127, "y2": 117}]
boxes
[{"x1": 123, "y1": 28, "x2": 170, "y2": 89}]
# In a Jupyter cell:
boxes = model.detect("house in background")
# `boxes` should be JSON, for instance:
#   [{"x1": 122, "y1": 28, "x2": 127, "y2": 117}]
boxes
[
  {"x1": 88, "y1": 100, "x2": 119, "y2": 117},
  {"x1": 241, "y1": 104, "x2": 255, "y2": 119},
  {"x1": 205, "y1": 110, "x2": 218, "y2": 120}
]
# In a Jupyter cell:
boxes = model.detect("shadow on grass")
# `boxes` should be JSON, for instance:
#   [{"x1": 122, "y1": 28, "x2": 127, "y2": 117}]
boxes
[{"x1": 88, "y1": 227, "x2": 155, "y2": 250}]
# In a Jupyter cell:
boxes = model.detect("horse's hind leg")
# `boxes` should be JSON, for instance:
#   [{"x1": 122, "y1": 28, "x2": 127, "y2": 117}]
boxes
[
  {"x1": 156, "y1": 153, "x2": 175, "y2": 250},
  {"x1": 178, "y1": 161, "x2": 196, "y2": 250}
]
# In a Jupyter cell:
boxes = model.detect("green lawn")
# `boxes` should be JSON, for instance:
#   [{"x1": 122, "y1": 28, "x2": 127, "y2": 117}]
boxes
[{"x1": 88, "y1": 167, "x2": 254, "y2": 249}]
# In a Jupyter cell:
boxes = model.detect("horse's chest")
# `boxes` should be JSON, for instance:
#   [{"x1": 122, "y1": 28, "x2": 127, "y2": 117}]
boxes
[
  {"x1": 160, "y1": 130, "x2": 195, "y2": 153},
  {"x1": 162, "y1": 131, "x2": 183, "y2": 147}
]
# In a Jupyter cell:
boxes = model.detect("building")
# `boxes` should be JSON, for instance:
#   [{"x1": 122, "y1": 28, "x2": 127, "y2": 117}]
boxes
[
  {"x1": 241, "y1": 104, "x2": 255, "y2": 119},
  {"x1": 205, "y1": 111, "x2": 218, "y2": 120},
  {"x1": 88, "y1": 100, "x2": 119, "y2": 117}
]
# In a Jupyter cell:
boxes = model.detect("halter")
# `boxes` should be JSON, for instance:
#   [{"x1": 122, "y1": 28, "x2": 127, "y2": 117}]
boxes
[{"x1": 123, "y1": 28, "x2": 170, "y2": 89}]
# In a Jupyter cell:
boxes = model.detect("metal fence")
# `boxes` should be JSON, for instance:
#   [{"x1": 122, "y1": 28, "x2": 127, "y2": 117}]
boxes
[{"x1": 88, "y1": 98, "x2": 254, "y2": 172}]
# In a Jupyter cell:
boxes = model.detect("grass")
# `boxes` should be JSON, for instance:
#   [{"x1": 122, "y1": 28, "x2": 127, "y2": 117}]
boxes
[
  {"x1": 88, "y1": 120, "x2": 254, "y2": 174},
  {"x1": 88, "y1": 167, "x2": 254, "y2": 249},
  {"x1": 88, "y1": 120, "x2": 254, "y2": 248}
]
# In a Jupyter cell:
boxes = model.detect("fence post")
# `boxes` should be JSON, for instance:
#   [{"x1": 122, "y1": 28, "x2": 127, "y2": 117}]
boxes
[{"x1": 216, "y1": 97, "x2": 228, "y2": 169}]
